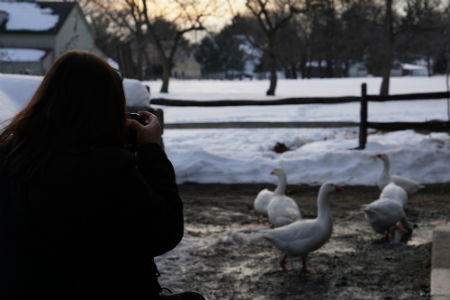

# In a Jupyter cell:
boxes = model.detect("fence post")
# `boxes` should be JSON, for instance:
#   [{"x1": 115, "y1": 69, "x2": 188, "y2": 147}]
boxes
[{"x1": 358, "y1": 83, "x2": 368, "y2": 149}]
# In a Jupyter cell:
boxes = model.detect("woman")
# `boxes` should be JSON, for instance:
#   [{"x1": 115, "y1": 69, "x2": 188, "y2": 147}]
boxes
[{"x1": 0, "y1": 50, "x2": 203, "y2": 299}]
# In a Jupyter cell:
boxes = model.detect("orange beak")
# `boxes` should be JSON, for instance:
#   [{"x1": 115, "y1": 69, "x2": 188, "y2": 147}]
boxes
[
  {"x1": 270, "y1": 170, "x2": 275, "y2": 175},
  {"x1": 376, "y1": 153, "x2": 383, "y2": 158},
  {"x1": 335, "y1": 185, "x2": 344, "y2": 192}
]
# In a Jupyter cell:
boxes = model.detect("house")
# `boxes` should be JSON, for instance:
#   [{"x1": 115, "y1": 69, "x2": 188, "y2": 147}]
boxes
[
  {"x1": 304, "y1": 61, "x2": 330, "y2": 78},
  {"x1": 348, "y1": 62, "x2": 368, "y2": 78},
  {"x1": 0, "y1": 1, "x2": 104, "y2": 75},
  {"x1": 130, "y1": 40, "x2": 201, "y2": 80},
  {"x1": 401, "y1": 63, "x2": 429, "y2": 76},
  {"x1": 171, "y1": 53, "x2": 201, "y2": 79}
]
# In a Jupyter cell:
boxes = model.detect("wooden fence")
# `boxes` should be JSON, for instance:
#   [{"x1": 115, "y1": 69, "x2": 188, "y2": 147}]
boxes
[{"x1": 150, "y1": 83, "x2": 450, "y2": 149}]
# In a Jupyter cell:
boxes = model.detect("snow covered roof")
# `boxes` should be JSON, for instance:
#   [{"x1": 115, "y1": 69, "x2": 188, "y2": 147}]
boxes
[
  {"x1": 401, "y1": 63, "x2": 427, "y2": 70},
  {"x1": 0, "y1": 1, "x2": 75, "y2": 34},
  {"x1": 0, "y1": 48, "x2": 48, "y2": 62}
]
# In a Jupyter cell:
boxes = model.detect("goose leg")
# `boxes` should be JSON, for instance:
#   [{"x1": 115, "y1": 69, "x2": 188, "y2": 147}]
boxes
[
  {"x1": 383, "y1": 229, "x2": 393, "y2": 241},
  {"x1": 396, "y1": 218, "x2": 413, "y2": 243},
  {"x1": 301, "y1": 256, "x2": 316, "y2": 274},
  {"x1": 280, "y1": 254, "x2": 290, "y2": 271},
  {"x1": 398, "y1": 218, "x2": 412, "y2": 233}
]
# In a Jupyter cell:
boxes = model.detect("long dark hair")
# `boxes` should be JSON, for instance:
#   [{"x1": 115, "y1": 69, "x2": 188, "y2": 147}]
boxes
[{"x1": 0, "y1": 50, "x2": 127, "y2": 179}]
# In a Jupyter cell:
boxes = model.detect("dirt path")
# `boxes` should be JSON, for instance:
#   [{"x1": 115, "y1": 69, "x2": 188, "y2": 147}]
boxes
[{"x1": 156, "y1": 183, "x2": 450, "y2": 300}]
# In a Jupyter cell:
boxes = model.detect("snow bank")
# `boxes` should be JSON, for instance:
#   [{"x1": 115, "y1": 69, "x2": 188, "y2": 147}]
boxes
[{"x1": 0, "y1": 73, "x2": 150, "y2": 125}]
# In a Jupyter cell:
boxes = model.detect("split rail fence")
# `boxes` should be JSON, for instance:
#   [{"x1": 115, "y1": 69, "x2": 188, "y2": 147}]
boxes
[{"x1": 150, "y1": 83, "x2": 450, "y2": 149}]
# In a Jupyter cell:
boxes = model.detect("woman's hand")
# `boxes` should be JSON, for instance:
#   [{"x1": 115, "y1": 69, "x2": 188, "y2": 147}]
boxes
[{"x1": 127, "y1": 111, "x2": 162, "y2": 145}]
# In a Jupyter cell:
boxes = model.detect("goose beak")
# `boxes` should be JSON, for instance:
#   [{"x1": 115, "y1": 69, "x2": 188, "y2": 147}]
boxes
[
  {"x1": 270, "y1": 170, "x2": 275, "y2": 175},
  {"x1": 335, "y1": 185, "x2": 343, "y2": 192},
  {"x1": 376, "y1": 153, "x2": 383, "y2": 158}
]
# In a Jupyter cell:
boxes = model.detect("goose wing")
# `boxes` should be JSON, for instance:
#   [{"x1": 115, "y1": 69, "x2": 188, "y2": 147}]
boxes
[
  {"x1": 364, "y1": 198, "x2": 405, "y2": 232},
  {"x1": 391, "y1": 175, "x2": 425, "y2": 195},
  {"x1": 267, "y1": 195, "x2": 301, "y2": 227},
  {"x1": 380, "y1": 183, "x2": 408, "y2": 207},
  {"x1": 254, "y1": 189, "x2": 274, "y2": 215},
  {"x1": 263, "y1": 219, "x2": 331, "y2": 255}
]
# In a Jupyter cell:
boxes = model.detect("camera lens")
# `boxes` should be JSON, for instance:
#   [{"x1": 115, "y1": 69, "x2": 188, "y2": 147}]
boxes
[{"x1": 127, "y1": 113, "x2": 146, "y2": 125}]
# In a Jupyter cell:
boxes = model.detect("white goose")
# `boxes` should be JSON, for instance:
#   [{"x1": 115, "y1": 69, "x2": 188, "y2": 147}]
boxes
[
  {"x1": 379, "y1": 182, "x2": 408, "y2": 207},
  {"x1": 266, "y1": 167, "x2": 301, "y2": 228},
  {"x1": 363, "y1": 184, "x2": 412, "y2": 241},
  {"x1": 376, "y1": 153, "x2": 425, "y2": 195},
  {"x1": 262, "y1": 182, "x2": 342, "y2": 273},
  {"x1": 253, "y1": 188, "x2": 275, "y2": 223}
]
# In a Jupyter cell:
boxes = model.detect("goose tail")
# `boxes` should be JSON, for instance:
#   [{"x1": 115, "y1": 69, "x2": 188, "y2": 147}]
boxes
[{"x1": 222, "y1": 226, "x2": 268, "y2": 245}]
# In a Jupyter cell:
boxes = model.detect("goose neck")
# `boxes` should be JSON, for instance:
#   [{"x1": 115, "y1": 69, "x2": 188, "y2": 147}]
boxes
[
  {"x1": 381, "y1": 157, "x2": 390, "y2": 175},
  {"x1": 274, "y1": 172, "x2": 287, "y2": 195},
  {"x1": 317, "y1": 190, "x2": 331, "y2": 220}
]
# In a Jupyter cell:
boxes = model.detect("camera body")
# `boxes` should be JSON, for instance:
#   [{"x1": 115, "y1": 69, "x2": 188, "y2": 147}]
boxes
[
  {"x1": 125, "y1": 113, "x2": 146, "y2": 152},
  {"x1": 127, "y1": 112, "x2": 146, "y2": 125}
]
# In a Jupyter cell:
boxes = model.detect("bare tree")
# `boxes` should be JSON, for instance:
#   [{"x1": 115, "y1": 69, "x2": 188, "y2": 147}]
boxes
[
  {"x1": 142, "y1": 0, "x2": 212, "y2": 93},
  {"x1": 83, "y1": 0, "x2": 147, "y2": 79},
  {"x1": 379, "y1": 0, "x2": 394, "y2": 96},
  {"x1": 88, "y1": 0, "x2": 216, "y2": 93},
  {"x1": 244, "y1": 0, "x2": 305, "y2": 95}
]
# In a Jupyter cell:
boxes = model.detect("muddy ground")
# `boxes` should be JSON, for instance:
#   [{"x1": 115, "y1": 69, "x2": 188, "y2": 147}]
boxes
[{"x1": 156, "y1": 183, "x2": 450, "y2": 300}]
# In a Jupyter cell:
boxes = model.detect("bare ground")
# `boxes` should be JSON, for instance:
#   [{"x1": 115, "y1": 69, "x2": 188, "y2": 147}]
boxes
[{"x1": 156, "y1": 183, "x2": 450, "y2": 300}]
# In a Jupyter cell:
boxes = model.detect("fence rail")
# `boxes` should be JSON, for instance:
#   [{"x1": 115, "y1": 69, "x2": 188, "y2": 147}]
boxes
[
  {"x1": 151, "y1": 92, "x2": 450, "y2": 106},
  {"x1": 151, "y1": 96, "x2": 361, "y2": 106},
  {"x1": 164, "y1": 121, "x2": 360, "y2": 129},
  {"x1": 150, "y1": 84, "x2": 450, "y2": 149}
]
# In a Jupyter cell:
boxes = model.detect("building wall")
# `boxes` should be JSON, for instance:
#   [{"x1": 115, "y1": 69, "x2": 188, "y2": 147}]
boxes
[
  {"x1": 0, "y1": 61, "x2": 43, "y2": 75},
  {"x1": 0, "y1": 4, "x2": 104, "y2": 75},
  {"x1": 54, "y1": 6, "x2": 103, "y2": 58},
  {"x1": 172, "y1": 57, "x2": 201, "y2": 79},
  {"x1": 0, "y1": 33, "x2": 54, "y2": 49}
]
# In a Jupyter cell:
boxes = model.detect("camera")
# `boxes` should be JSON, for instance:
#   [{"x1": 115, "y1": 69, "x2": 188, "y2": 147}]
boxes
[
  {"x1": 127, "y1": 112, "x2": 146, "y2": 125},
  {"x1": 125, "y1": 113, "x2": 146, "y2": 152}
]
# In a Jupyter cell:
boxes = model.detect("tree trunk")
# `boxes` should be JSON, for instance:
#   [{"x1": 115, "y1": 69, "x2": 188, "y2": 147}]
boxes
[
  {"x1": 266, "y1": 36, "x2": 277, "y2": 96},
  {"x1": 326, "y1": 58, "x2": 333, "y2": 78},
  {"x1": 160, "y1": 61, "x2": 171, "y2": 93},
  {"x1": 284, "y1": 67, "x2": 290, "y2": 79},
  {"x1": 427, "y1": 55, "x2": 432, "y2": 76},
  {"x1": 267, "y1": 53, "x2": 277, "y2": 95},
  {"x1": 290, "y1": 64, "x2": 297, "y2": 79},
  {"x1": 343, "y1": 60, "x2": 349, "y2": 77},
  {"x1": 380, "y1": 0, "x2": 393, "y2": 96},
  {"x1": 137, "y1": 46, "x2": 145, "y2": 81}
]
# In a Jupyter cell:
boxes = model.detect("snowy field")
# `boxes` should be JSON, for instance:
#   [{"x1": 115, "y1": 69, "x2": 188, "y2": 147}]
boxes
[
  {"x1": 146, "y1": 76, "x2": 450, "y2": 185},
  {"x1": 1, "y1": 74, "x2": 449, "y2": 185}
]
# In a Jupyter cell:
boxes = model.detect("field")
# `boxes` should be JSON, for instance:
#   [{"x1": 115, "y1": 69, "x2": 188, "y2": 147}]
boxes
[{"x1": 156, "y1": 183, "x2": 450, "y2": 300}]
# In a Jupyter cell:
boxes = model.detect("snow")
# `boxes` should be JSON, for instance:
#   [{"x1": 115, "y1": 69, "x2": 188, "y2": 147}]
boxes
[
  {"x1": 0, "y1": 74, "x2": 449, "y2": 186},
  {"x1": 402, "y1": 63, "x2": 427, "y2": 71},
  {"x1": 0, "y1": 73, "x2": 150, "y2": 124},
  {"x1": 146, "y1": 76, "x2": 450, "y2": 185},
  {"x1": 0, "y1": 48, "x2": 46, "y2": 62},
  {"x1": 0, "y1": 2, "x2": 59, "y2": 31}
]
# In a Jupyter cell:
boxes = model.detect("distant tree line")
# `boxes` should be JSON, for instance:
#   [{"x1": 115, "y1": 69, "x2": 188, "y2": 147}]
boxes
[
  {"x1": 79, "y1": 0, "x2": 450, "y2": 95},
  {"x1": 194, "y1": 0, "x2": 450, "y2": 95}
]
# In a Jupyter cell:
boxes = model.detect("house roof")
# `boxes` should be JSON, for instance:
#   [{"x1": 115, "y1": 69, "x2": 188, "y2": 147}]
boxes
[
  {"x1": 401, "y1": 63, "x2": 427, "y2": 71},
  {"x1": 0, "y1": 48, "x2": 50, "y2": 62},
  {"x1": 0, "y1": 1, "x2": 76, "y2": 35}
]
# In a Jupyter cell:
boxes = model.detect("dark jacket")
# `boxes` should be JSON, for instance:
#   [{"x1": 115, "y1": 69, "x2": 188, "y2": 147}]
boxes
[{"x1": 0, "y1": 143, "x2": 184, "y2": 299}]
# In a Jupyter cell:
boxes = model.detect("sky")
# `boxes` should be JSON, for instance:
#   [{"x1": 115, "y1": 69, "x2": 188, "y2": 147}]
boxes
[{"x1": 1, "y1": 73, "x2": 449, "y2": 186}]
